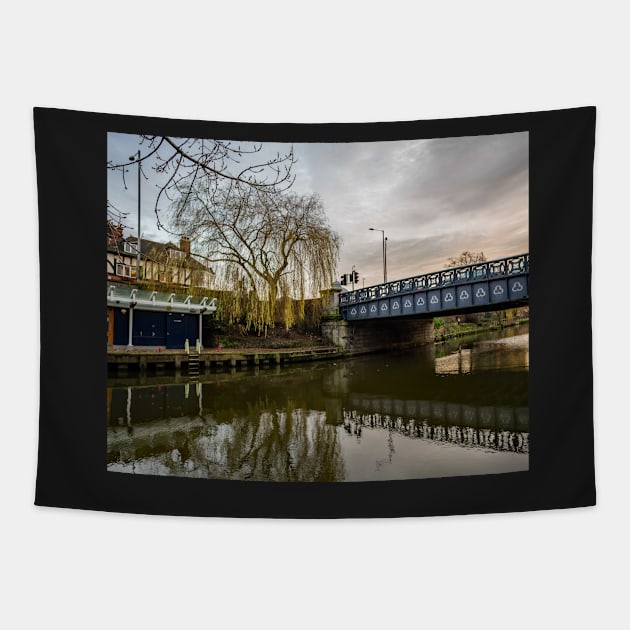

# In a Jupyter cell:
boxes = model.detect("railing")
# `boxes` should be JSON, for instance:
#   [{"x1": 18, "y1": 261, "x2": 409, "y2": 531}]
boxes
[{"x1": 339, "y1": 253, "x2": 529, "y2": 305}]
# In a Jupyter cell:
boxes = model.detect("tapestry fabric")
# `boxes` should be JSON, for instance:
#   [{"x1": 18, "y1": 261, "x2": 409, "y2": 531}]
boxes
[{"x1": 34, "y1": 106, "x2": 595, "y2": 517}]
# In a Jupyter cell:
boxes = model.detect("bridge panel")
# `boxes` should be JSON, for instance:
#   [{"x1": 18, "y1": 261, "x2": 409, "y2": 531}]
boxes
[
  {"x1": 447, "y1": 403, "x2": 461, "y2": 424},
  {"x1": 479, "y1": 407, "x2": 495, "y2": 428},
  {"x1": 456, "y1": 285, "x2": 473, "y2": 308},
  {"x1": 462, "y1": 405, "x2": 477, "y2": 425},
  {"x1": 390, "y1": 296, "x2": 402, "y2": 316},
  {"x1": 442, "y1": 288, "x2": 456, "y2": 308},
  {"x1": 508, "y1": 276, "x2": 527, "y2": 300},
  {"x1": 472, "y1": 282, "x2": 490, "y2": 306},
  {"x1": 402, "y1": 296, "x2": 414, "y2": 315},
  {"x1": 490, "y1": 279, "x2": 509, "y2": 303},
  {"x1": 498, "y1": 407, "x2": 515, "y2": 429},
  {"x1": 414, "y1": 292, "x2": 428, "y2": 313},
  {"x1": 428, "y1": 290, "x2": 441, "y2": 311},
  {"x1": 432, "y1": 401, "x2": 446, "y2": 422}
]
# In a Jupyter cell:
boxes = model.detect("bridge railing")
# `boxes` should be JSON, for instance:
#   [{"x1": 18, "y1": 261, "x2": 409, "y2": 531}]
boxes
[{"x1": 339, "y1": 253, "x2": 529, "y2": 305}]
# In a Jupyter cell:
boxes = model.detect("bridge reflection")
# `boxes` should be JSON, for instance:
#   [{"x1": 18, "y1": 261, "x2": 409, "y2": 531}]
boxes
[{"x1": 343, "y1": 407, "x2": 528, "y2": 454}]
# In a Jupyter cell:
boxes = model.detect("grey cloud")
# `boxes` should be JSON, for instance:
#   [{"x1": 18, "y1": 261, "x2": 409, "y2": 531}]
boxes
[{"x1": 289, "y1": 134, "x2": 528, "y2": 285}]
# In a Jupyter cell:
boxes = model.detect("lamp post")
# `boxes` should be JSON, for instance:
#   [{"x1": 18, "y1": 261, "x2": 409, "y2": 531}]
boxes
[
  {"x1": 129, "y1": 151, "x2": 141, "y2": 280},
  {"x1": 369, "y1": 228, "x2": 387, "y2": 283}
]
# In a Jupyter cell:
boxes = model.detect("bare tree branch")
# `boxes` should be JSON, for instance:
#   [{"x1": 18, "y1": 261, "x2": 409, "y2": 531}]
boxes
[{"x1": 108, "y1": 135, "x2": 297, "y2": 226}]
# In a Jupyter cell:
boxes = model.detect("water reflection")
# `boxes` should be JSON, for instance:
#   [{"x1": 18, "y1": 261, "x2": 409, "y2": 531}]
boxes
[
  {"x1": 435, "y1": 332, "x2": 529, "y2": 374},
  {"x1": 343, "y1": 411, "x2": 528, "y2": 454},
  {"x1": 108, "y1": 327, "x2": 528, "y2": 481}
]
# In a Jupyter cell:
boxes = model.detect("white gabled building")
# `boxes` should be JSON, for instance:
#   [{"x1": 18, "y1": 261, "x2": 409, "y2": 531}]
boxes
[{"x1": 106, "y1": 223, "x2": 214, "y2": 290}]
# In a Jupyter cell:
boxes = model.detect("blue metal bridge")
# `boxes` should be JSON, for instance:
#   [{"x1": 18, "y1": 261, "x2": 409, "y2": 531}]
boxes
[{"x1": 339, "y1": 253, "x2": 529, "y2": 321}]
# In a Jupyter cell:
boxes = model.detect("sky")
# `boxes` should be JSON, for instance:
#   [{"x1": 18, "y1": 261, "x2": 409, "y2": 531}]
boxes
[{"x1": 108, "y1": 131, "x2": 528, "y2": 288}]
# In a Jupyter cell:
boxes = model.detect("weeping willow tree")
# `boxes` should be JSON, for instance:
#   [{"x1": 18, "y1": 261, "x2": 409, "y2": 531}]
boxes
[{"x1": 171, "y1": 182, "x2": 340, "y2": 333}]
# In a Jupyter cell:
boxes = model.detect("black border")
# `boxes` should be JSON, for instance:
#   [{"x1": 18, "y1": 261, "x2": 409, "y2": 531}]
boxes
[{"x1": 34, "y1": 106, "x2": 595, "y2": 518}]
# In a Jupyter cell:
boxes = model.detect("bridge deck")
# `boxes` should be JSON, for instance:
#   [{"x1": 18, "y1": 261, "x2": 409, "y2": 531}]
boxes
[{"x1": 340, "y1": 253, "x2": 528, "y2": 320}]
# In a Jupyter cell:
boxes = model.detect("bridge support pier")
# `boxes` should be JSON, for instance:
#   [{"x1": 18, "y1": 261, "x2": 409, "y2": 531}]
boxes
[{"x1": 322, "y1": 317, "x2": 434, "y2": 354}]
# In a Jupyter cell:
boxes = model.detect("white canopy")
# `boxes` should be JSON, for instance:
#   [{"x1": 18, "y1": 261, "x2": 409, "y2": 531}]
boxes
[{"x1": 107, "y1": 284, "x2": 217, "y2": 315}]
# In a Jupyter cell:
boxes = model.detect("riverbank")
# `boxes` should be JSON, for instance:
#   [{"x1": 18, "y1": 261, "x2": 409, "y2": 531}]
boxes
[
  {"x1": 108, "y1": 345, "x2": 341, "y2": 374},
  {"x1": 108, "y1": 317, "x2": 529, "y2": 374}
]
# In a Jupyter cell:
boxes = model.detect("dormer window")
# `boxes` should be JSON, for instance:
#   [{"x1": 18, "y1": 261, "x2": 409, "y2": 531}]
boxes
[
  {"x1": 123, "y1": 241, "x2": 135, "y2": 254},
  {"x1": 169, "y1": 249, "x2": 184, "y2": 260}
]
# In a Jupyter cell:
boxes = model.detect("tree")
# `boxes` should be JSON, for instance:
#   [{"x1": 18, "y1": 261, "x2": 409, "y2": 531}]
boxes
[
  {"x1": 171, "y1": 182, "x2": 340, "y2": 332},
  {"x1": 446, "y1": 251, "x2": 487, "y2": 267},
  {"x1": 107, "y1": 136, "x2": 296, "y2": 228}
]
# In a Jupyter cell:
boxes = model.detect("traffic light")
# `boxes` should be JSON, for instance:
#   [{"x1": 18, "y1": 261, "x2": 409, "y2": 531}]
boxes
[
  {"x1": 340, "y1": 274, "x2": 348, "y2": 285},
  {"x1": 352, "y1": 270, "x2": 359, "y2": 284}
]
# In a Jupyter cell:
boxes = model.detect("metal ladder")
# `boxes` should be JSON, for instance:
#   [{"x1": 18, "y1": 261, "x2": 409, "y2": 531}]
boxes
[{"x1": 187, "y1": 351, "x2": 200, "y2": 378}]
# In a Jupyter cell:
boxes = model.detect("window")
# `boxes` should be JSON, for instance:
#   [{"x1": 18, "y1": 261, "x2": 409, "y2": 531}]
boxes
[
  {"x1": 116, "y1": 263, "x2": 137, "y2": 278},
  {"x1": 169, "y1": 249, "x2": 184, "y2": 260},
  {"x1": 123, "y1": 242, "x2": 136, "y2": 254}
]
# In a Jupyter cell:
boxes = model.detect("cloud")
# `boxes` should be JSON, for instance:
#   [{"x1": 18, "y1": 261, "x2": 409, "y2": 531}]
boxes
[
  {"x1": 108, "y1": 131, "x2": 528, "y2": 287},
  {"x1": 290, "y1": 133, "x2": 528, "y2": 284}
]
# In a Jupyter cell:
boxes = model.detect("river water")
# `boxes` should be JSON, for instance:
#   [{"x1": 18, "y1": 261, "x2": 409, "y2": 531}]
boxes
[{"x1": 107, "y1": 324, "x2": 529, "y2": 482}]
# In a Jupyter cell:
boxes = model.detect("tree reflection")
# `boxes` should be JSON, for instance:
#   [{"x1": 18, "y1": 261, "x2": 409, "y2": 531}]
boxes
[{"x1": 108, "y1": 405, "x2": 345, "y2": 481}]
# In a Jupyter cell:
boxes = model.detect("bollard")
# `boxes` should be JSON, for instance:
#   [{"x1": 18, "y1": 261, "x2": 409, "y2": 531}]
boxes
[
  {"x1": 196, "y1": 338, "x2": 200, "y2": 353},
  {"x1": 184, "y1": 338, "x2": 189, "y2": 354}
]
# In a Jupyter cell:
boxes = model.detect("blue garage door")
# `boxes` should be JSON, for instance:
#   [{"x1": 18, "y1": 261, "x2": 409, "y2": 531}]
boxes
[
  {"x1": 133, "y1": 310, "x2": 167, "y2": 346},
  {"x1": 166, "y1": 312, "x2": 198, "y2": 349}
]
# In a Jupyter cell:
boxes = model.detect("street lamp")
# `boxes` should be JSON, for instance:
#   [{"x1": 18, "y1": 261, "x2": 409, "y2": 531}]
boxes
[
  {"x1": 369, "y1": 228, "x2": 387, "y2": 283},
  {"x1": 129, "y1": 151, "x2": 141, "y2": 280}
]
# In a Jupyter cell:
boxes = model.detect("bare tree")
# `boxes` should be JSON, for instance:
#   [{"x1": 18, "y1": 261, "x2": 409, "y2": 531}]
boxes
[
  {"x1": 107, "y1": 136, "x2": 296, "y2": 228},
  {"x1": 446, "y1": 251, "x2": 487, "y2": 267},
  {"x1": 171, "y1": 182, "x2": 340, "y2": 332}
]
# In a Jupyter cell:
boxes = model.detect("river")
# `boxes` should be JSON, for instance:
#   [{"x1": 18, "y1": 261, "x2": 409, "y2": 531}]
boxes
[{"x1": 107, "y1": 324, "x2": 529, "y2": 482}]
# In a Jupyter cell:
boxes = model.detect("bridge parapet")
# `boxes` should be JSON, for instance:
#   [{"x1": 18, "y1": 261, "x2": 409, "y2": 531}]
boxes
[{"x1": 340, "y1": 253, "x2": 528, "y2": 320}]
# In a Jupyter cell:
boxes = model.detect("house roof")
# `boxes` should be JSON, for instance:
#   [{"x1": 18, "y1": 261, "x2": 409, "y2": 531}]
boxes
[{"x1": 108, "y1": 235, "x2": 213, "y2": 274}]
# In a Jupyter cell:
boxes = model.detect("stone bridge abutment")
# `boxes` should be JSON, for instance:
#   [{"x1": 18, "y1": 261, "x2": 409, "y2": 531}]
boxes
[{"x1": 321, "y1": 317, "x2": 433, "y2": 354}]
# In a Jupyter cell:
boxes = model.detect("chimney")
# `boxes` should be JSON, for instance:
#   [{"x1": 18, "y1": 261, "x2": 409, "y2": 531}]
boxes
[{"x1": 180, "y1": 236, "x2": 191, "y2": 256}]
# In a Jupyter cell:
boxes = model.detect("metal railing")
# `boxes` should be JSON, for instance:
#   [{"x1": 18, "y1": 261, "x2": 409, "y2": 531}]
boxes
[{"x1": 339, "y1": 253, "x2": 529, "y2": 305}]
